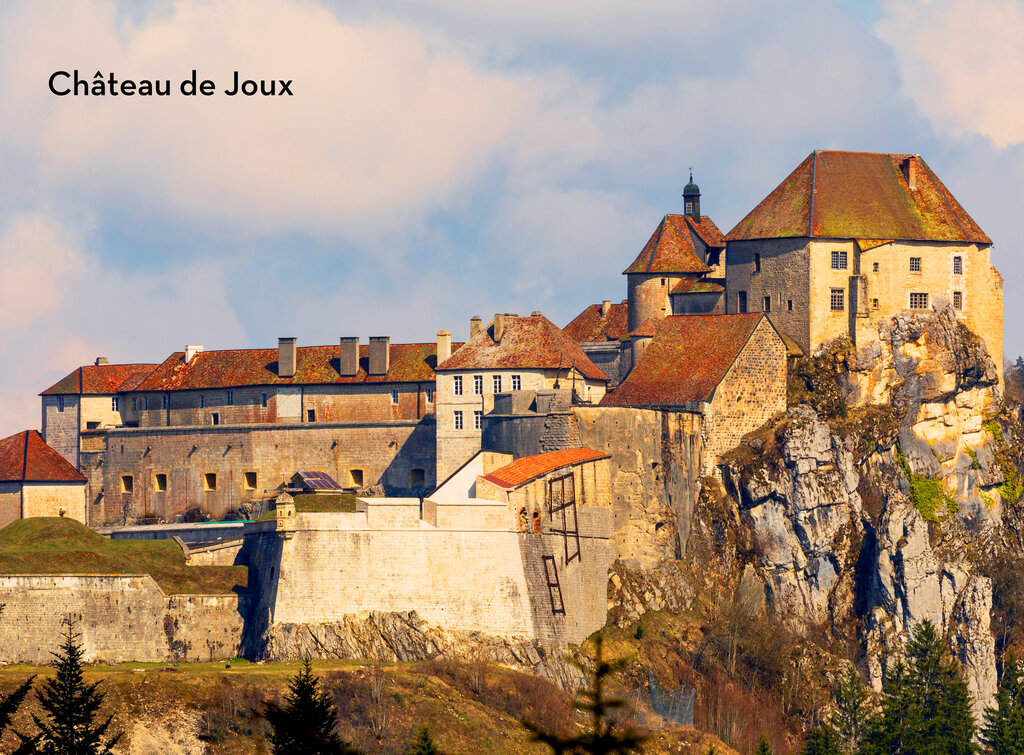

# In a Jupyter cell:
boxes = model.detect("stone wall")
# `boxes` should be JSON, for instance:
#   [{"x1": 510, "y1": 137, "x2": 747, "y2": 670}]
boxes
[
  {"x1": 481, "y1": 390, "x2": 582, "y2": 459},
  {"x1": 41, "y1": 395, "x2": 80, "y2": 467},
  {"x1": 0, "y1": 483, "x2": 85, "y2": 528},
  {"x1": 627, "y1": 274, "x2": 680, "y2": 332},
  {"x1": 0, "y1": 574, "x2": 243, "y2": 663}
]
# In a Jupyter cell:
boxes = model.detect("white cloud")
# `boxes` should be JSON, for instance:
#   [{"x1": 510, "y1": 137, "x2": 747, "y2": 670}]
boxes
[{"x1": 875, "y1": 0, "x2": 1024, "y2": 148}]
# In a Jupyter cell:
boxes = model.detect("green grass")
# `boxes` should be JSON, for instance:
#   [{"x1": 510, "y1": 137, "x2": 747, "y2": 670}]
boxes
[
  {"x1": 256, "y1": 493, "x2": 360, "y2": 521},
  {"x1": 0, "y1": 518, "x2": 246, "y2": 595},
  {"x1": 896, "y1": 445, "x2": 956, "y2": 524}
]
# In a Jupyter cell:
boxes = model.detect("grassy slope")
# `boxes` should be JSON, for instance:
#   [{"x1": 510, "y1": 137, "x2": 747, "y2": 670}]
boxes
[{"x1": 0, "y1": 518, "x2": 246, "y2": 594}]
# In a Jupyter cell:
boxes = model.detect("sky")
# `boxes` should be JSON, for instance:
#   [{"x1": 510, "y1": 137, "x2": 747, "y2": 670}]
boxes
[{"x1": 1, "y1": 0, "x2": 1023, "y2": 437}]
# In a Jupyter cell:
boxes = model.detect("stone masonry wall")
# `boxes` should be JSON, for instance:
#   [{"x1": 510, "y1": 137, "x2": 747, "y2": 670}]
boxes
[
  {"x1": 0, "y1": 575, "x2": 243, "y2": 664},
  {"x1": 21, "y1": 483, "x2": 85, "y2": 523},
  {"x1": 41, "y1": 395, "x2": 80, "y2": 467}
]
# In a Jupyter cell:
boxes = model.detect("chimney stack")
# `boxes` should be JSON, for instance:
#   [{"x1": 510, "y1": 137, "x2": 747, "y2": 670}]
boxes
[
  {"x1": 601, "y1": 300, "x2": 611, "y2": 317},
  {"x1": 436, "y1": 330, "x2": 452, "y2": 365},
  {"x1": 184, "y1": 345, "x2": 204, "y2": 364},
  {"x1": 278, "y1": 337, "x2": 297, "y2": 378},
  {"x1": 903, "y1": 155, "x2": 918, "y2": 190},
  {"x1": 470, "y1": 315, "x2": 482, "y2": 339},
  {"x1": 94, "y1": 357, "x2": 109, "y2": 366},
  {"x1": 531, "y1": 311, "x2": 542, "y2": 317},
  {"x1": 339, "y1": 337, "x2": 359, "y2": 376},
  {"x1": 493, "y1": 313, "x2": 505, "y2": 343},
  {"x1": 368, "y1": 336, "x2": 390, "y2": 375}
]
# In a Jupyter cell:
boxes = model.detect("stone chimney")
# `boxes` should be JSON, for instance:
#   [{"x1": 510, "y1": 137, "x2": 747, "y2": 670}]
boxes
[
  {"x1": 94, "y1": 357, "x2": 108, "y2": 366},
  {"x1": 903, "y1": 155, "x2": 918, "y2": 190},
  {"x1": 278, "y1": 337, "x2": 297, "y2": 378},
  {"x1": 339, "y1": 337, "x2": 359, "y2": 376},
  {"x1": 368, "y1": 336, "x2": 390, "y2": 375},
  {"x1": 436, "y1": 330, "x2": 451, "y2": 365},
  {"x1": 601, "y1": 300, "x2": 611, "y2": 317},
  {"x1": 184, "y1": 345, "x2": 204, "y2": 364},
  {"x1": 493, "y1": 313, "x2": 505, "y2": 343},
  {"x1": 470, "y1": 315, "x2": 482, "y2": 339},
  {"x1": 531, "y1": 311, "x2": 542, "y2": 317}
]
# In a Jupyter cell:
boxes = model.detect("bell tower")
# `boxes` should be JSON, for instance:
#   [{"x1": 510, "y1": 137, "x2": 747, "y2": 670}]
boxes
[{"x1": 683, "y1": 169, "x2": 701, "y2": 221}]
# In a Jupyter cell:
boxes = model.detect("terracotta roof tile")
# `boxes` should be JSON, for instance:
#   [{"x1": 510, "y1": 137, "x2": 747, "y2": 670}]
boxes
[
  {"x1": 685, "y1": 215, "x2": 726, "y2": 249},
  {"x1": 480, "y1": 448, "x2": 609, "y2": 489},
  {"x1": 623, "y1": 215, "x2": 714, "y2": 275},
  {"x1": 726, "y1": 151, "x2": 991, "y2": 244},
  {"x1": 563, "y1": 301, "x2": 629, "y2": 343},
  {"x1": 0, "y1": 431, "x2": 85, "y2": 483},
  {"x1": 629, "y1": 319, "x2": 658, "y2": 337},
  {"x1": 670, "y1": 278, "x2": 725, "y2": 295},
  {"x1": 437, "y1": 316, "x2": 608, "y2": 382},
  {"x1": 137, "y1": 343, "x2": 454, "y2": 392},
  {"x1": 601, "y1": 314, "x2": 770, "y2": 407},
  {"x1": 41, "y1": 364, "x2": 159, "y2": 396}
]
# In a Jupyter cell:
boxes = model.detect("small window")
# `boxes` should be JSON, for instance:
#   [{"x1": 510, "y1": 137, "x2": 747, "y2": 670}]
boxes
[
  {"x1": 473, "y1": 375, "x2": 483, "y2": 395},
  {"x1": 112, "y1": 397, "x2": 119, "y2": 412},
  {"x1": 57, "y1": 397, "x2": 64, "y2": 412},
  {"x1": 872, "y1": 298, "x2": 879, "y2": 309},
  {"x1": 754, "y1": 253, "x2": 761, "y2": 273},
  {"x1": 143, "y1": 396, "x2": 149, "y2": 411},
  {"x1": 873, "y1": 262, "x2": 879, "y2": 272},
  {"x1": 953, "y1": 256, "x2": 962, "y2": 275},
  {"x1": 349, "y1": 469, "x2": 364, "y2": 487},
  {"x1": 493, "y1": 375, "x2": 502, "y2": 393},
  {"x1": 910, "y1": 292, "x2": 929, "y2": 309},
  {"x1": 154, "y1": 473, "x2": 167, "y2": 492},
  {"x1": 910, "y1": 257, "x2": 922, "y2": 273},
  {"x1": 787, "y1": 300, "x2": 793, "y2": 311},
  {"x1": 474, "y1": 410, "x2": 482, "y2": 430},
  {"x1": 261, "y1": 393, "x2": 268, "y2": 408},
  {"x1": 685, "y1": 201, "x2": 693, "y2": 214},
  {"x1": 211, "y1": 413, "x2": 220, "y2": 425},
  {"x1": 161, "y1": 394, "x2": 168, "y2": 411},
  {"x1": 831, "y1": 250, "x2": 847, "y2": 270},
  {"x1": 454, "y1": 410, "x2": 463, "y2": 430},
  {"x1": 306, "y1": 409, "x2": 315, "y2": 423},
  {"x1": 425, "y1": 388, "x2": 433, "y2": 403},
  {"x1": 199, "y1": 395, "x2": 205, "y2": 409},
  {"x1": 390, "y1": 389, "x2": 399, "y2": 405},
  {"x1": 226, "y1": 390, "x2": 233, "y2": 406},
  {"x1": 204, "y1": 473, "x2": 217, "y2": 491},
  {"x1": 512, "y1": 375, "x2": 521, "y2": 391},
  {"x1": 953, "y1": 291, "x2": 962, "y2": 310},
  {"x1": 763, "y1": 295, "x2": 771, "y2": 313},
  {"x1": 453, "y1": 376, "x2": 463, "y2": 396},
  {"x1": 409, "y1": 468, "x2": 425, "y2": 487},
  {"x1": 737, "y1": 291, "x2": 747, "y2": 313},
  {"x1": 830, "y1": 288, "x2": 845, "y2": 311},
  {"x1": 661, "y1": 278, "x2": 666, "y2": 285},
  {"x1": 132, "y1": 397, "x2": 138, "y2": 412},
  {"x1": 121, "y1": 475, "x2": 134, "y2": 493},
  {"x1": 244, "y1": 472, "x2": 257, "y2": 490}
]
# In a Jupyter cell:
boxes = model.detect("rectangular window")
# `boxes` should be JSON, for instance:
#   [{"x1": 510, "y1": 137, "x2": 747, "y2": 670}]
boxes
[
  {"x1": 306, "y1": 409, "x2": 316, "y2": 422},
  {"x1": 57, "y1": 397, "x2": 64, "y2": 412},
  {"x1": 754, "y1": 253, "x2": 761, "y2": 273},
  {"x1": 161, "y1": 394, "x2": 168, "y2": 411},
  {"x1": 953, "y1": 256, "x2": 962, "y2": 275},
  {"x1": 474, "y1": 410, "x2": 482, "y2": 430},
  {"x1": 261, "y1": 393, "x2": 268, "y2": 408},
  {"x1": 763, "y1": 295, "x2": 771, "y2": 313},
  {"x1": 154, "y1": 473, "x2": 167, "y2": 492},
  {"x1": 493, "y1": 375, "x2": 502, "y2": 393},
  {"x1": 872, "y1": 298, "x2": 879, "y2": 309},
  {"x1": 226, "y1": 390, "x2": 233, "y2": 406},
  {"x1": 910, "y1": 257, "x2": 922, "y2": 273},
  {"x1": 737, "y1": 291, "x2": 747, "y2": 313},
  {"x1": 473, "y1": 375, "x2": 483, "y2": 395},
  {"x1": 390, "y1": 389, "x2": 399, "y2": 405},
  {"x1": 143, "y1": 396, "x2": 149, "y2": 411},
  {"x1": 409, "y1": 469, "x2": 425, "y2": 487},
  {"x1": 910, "y1": 292, "x2": 929, "y2": 309},
  {"x1": 454, "y1": 410, "x2": 463, "y2": 430},
  {"x1": 831, "y1": 250, "x2": 847, "y2": 270},
  {"x1": 830, "y1": 288, "x2": 845, "y2": 311},
  {"x1": 512, "y1": 375, "x2": 521, "y2": 391},
  {"x1": 85, "y1": 421, "x2": 99, "y2": 430},
  {"x1": 453, "y1": 376, "x2": 463, "y2": 396},
  {"x1": 244, "y1": 472, "x2": 257, "y2": 490},
  {"x1": 211, "y1": 413, "x2": 220, "y2": 425},
  {"x1": 204, "y1": 473, "x2": 217, "y2": 491},
  {"x1": 873, "y1": 262, "x2": 879, "y2": 272},
  {"x1": 132, "y1": 397, "x2": 138, "y2": 412},
  {"x1": 425, "y1": 388, "x2": 433, "y2": 403},
  {"x1": 953, "y1": 291, "x2": 963, "y2": 310},
  {"x1": 199, "y1": 395, "x2": 205, "y2": 409},
  {"x1": 787, "y1": 300, "x2": 793, "y2": 311},
  {"x1": 112, "y1": 397, "x2": 119, "y2": 412},
  {"x1": 121, "y1": 475, "x2": 134, "y2": 493},
  {"x1": 349, "y1": 469, "x2": 363, "y2": 487}
]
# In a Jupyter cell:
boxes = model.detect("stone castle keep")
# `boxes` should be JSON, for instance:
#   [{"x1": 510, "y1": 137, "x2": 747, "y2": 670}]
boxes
[{"x1": 0, "y1": 150, "x2": 1005, "y2": 664}]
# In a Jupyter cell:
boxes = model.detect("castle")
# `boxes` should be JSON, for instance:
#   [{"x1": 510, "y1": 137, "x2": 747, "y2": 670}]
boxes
[{"x1": 0, "y1": 150, "x2": 1004, "y2": 661}]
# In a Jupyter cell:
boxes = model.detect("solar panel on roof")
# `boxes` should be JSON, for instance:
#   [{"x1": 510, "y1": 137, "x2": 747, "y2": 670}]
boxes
[{"x1": 296, "y1": 470, "x2": 342, "y2": 490}]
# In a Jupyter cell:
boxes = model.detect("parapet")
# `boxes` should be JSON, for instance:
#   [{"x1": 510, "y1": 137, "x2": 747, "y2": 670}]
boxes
[
  {"x1": 421, "y1": 497, "x2": 515, "y2": 531},
  {"x1": 356, "y1": 497, "x2": 421, "y2": 529}
]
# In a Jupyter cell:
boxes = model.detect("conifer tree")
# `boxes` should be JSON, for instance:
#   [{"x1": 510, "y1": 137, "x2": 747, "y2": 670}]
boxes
[
  {"x1": 799, "y1": 726, "x2": 841, "y2": 755},
  {"x1": 265, "y1": 659, "x2": 358, "y2": 755},
  {"x1": 754, "y1": 733, "x2": 773, "y2": 755},
  {"x1": 404, "y1": 726, "x2": 439, "y2": 755},
  {"x1": 19, "y1": 617, "x2": 120, "y2": 754},
  {"x1": 830, "y1": 666, "x2": 870, "y2": 752},
  {"x1": 982, "y1": 655, "x2": 1024, "y2": 754}
]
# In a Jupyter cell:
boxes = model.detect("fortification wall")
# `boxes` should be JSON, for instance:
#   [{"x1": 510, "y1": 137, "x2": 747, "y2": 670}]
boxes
[{"x1": 0, "y1": 575, "x2": 243, "y2": 664}]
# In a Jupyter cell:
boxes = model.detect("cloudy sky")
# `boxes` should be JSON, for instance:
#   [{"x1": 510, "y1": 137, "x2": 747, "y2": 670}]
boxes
[{"x1": 0, "y1": 0, "x2": 1021, "y2": 436}]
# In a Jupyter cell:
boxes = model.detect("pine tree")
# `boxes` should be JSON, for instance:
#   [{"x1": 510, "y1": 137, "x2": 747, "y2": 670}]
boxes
[
  {"x1": 404, "y1": 726, "x2": 439, "y2": 755},
  {"x1": 982, "y1": 655, "x2": 1024, "y2": 754},
  {"x1": 19, "y1": 617, "x2": 120, "y2": 754},
  {"x1": 830, "y1": 666, "x2": 870, "y2": 752},
  {"x1": 754, "y1": 733, "x2": 773, "y2": 755},
  {"x1": 265, "y1": 659, "x2": 358, "y2": 755},
  {"x1": 800, "y1": 726, "x2": 842, "y2": 755}
]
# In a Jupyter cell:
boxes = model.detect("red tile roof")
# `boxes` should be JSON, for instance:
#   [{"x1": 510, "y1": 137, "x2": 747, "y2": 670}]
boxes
[
  {"x1": 0, "y1": 431, "x2": 86, "y2": 483},
  {"x1": 40, "y1": 364, "x2": 159, "y2": 396},
  {"x1": 436, "y1": 316, "x2": 608, "y2": 382},
  {"x1": 670, "y1": 278, "x2": 725, "y2": 295},
  {"x1": 726, "y1": 151, "x2": 991, "y2": 244},
  {"x1": 137, "y1": 343, "x2": 455, "y2": 392},
  {"x1": 629, "y1": 319, "x2": 657, "y2": 338},
  {"x1": 623, "y1": 215, "x2": 721, "y2": 275},
  {"x1": 480, "y1": 448, "x2": 610, "y2": 489},
  {"x1": 563, "y1": 301, "x2": 629, "y2": 343},
  {"x1": 601, "y1": 314, "x2": 771, "y2": 407}
]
